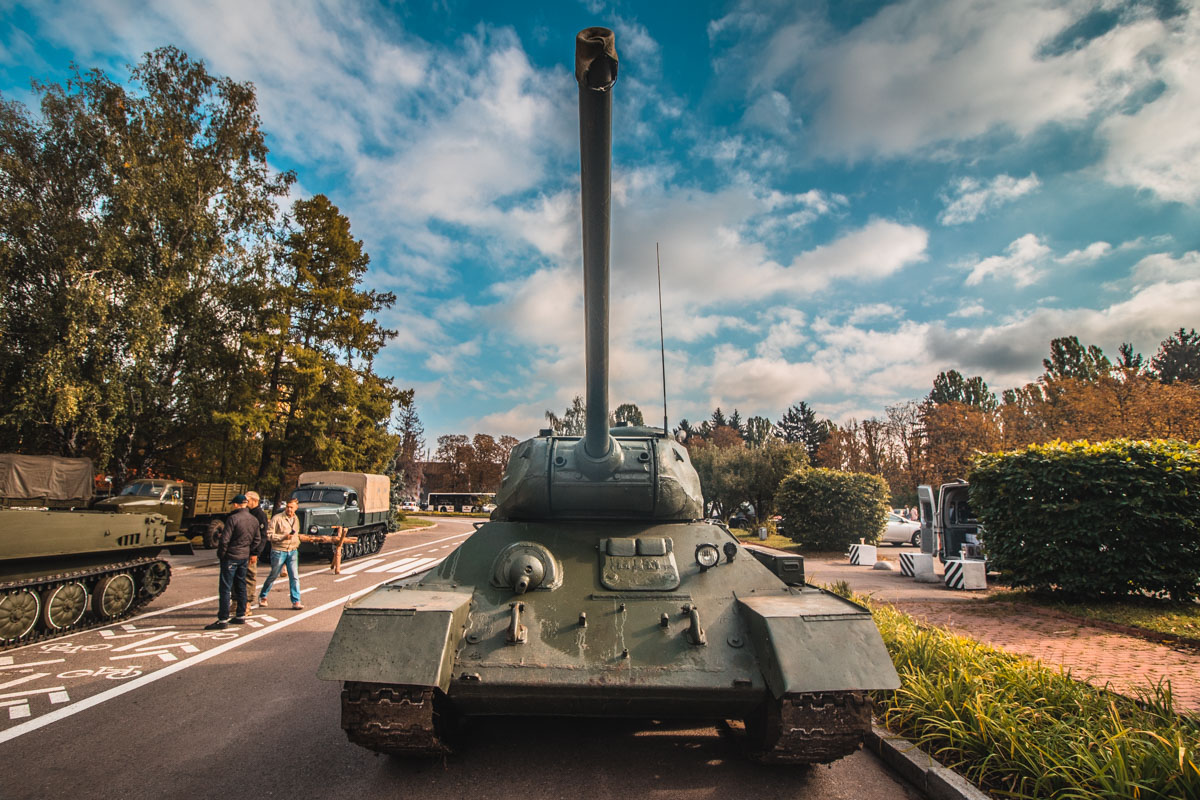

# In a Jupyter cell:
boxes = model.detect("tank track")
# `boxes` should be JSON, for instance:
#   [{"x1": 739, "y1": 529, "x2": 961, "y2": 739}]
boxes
[
  {"x1": 745, "y1": 691, "x2": 872, "y2": 764},
  {"x1": 1, "y1": 557, "x2": 171, "y2": 651},
  {"x1": 340, "y1": 682, "x2": 455, "y2": 757}
]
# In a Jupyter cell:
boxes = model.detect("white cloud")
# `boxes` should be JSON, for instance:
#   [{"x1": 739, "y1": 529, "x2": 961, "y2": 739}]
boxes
[
  {"x1": 1129, "y1": 250, "x2": 1200, "y2": 287},
  {"x1": 950, "y1": 302, "x2": 986, "y2": 318},
  {"x1": 1058, "y1": 241, "x2": 1113, "y2": 264},
  {"x1": 1099, "y1": 10, "x2": 1200, "y2": 203},
  {"x1": 939, "y1": 173, "x2": 1041, "y2": 225},
  {"x1": 964, "y1": 234, "x2": 1050, "y2": 287},
  {"x1": 847, "y1": 303, "x2": 902, "y2": 324}
]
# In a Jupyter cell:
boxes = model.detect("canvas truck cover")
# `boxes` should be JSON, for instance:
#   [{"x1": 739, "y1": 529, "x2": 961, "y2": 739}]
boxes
[
  {"x1": 297, "y1": 472, "x2": 389, "y2": 514},
  {"x1": 0, "y1": 454, "x2": 95, "y2": 502}
]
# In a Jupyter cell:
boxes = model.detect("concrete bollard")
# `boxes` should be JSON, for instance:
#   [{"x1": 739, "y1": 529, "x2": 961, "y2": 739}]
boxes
[
  {"x1": 944, "y1": 559, "x2": 987, "y2": 590},
  {"x1": 848, "y1": 543, "x2": 877, "y2": 566},
  {"x1": 899, "y1": 552, "x2": 935, "y2": 579}
]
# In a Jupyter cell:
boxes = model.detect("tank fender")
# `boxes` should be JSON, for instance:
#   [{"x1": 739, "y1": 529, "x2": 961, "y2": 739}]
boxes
[
  {"x1": 735, "y1": 590, "x2": 900, "y2": 698},
  {"x1": 317, "y1": 587, "x2": 473, "y2": 691}
]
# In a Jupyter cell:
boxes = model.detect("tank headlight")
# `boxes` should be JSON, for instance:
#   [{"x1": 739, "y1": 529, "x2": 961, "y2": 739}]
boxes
[
  {"x1": 695, "y1": 543, "x2": 720, "y2": 571},
  {"x1": 307, "y1": 525, "x2": 319, "y2": 535}
]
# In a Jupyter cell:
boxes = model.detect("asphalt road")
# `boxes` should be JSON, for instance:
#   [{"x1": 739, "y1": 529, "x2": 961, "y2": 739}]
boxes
[{"x1": 2, "y1": 518, "x2": 922, "y2": 800}]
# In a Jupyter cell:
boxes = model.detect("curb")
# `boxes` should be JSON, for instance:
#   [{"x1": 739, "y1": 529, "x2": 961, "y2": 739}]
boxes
[{"x1": 865, "y1": 723, "x2": 990, "y2": 800}]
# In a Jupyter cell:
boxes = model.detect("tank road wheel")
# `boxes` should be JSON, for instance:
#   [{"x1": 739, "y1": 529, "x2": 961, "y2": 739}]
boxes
[
  {"x1": 340, "y1": 682, "x2": 459, "y2": 757},
  {"x1": 41, "y1": 582, "x2": 88, "y2": 631},
  {"x1": 92, "y1": 573, "x2": 136, "y2": 618},
  {"x1": 0, "y1": 589, "x2": 41, "y2": 643},
  {"x1": 141, "y1": 561, "x2": 171, "y2": 598},
  {"x1": 744, "y1": 691, "x2": 872, "y2": 764}
]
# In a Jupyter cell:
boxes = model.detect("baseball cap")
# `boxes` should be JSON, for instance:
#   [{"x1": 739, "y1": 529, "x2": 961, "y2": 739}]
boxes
[{"x1": 230, "y1": 494, "x2": 248, "y2": 505}]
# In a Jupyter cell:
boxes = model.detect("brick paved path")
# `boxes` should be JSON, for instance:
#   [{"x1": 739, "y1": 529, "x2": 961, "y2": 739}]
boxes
[{"x1": 891, "y1": 601, "x2": 1200, "y2": 713}]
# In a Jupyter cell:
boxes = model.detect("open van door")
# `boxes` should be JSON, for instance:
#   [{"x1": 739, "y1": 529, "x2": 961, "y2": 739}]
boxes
[
  {"x1": 937, "y1": 481, "x2": 981, "y2": 561},
  {"x1": 916, "y1": 484, "x2": 937, "y2": 556}
]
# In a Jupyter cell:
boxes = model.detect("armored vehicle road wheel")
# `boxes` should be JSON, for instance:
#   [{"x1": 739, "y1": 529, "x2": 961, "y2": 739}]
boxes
[
  {"x1": 92, "y1": 573, "x2": 136, "y2": 618},
  {"x1": 1, "y1": 588, "x2": 41, "y2": 642},
  {"x1": 744, "y1": 691, "x2": 872, "y2": 764},
  {"x1": 141, "y1": 561, "x2": 170, "y2": 597},
  {"x1": 341, "y1": 682, "x2": 459, "y2": 757},
  {"x1": 41, "y1": 581, "x2": 88, "y2": 630}
]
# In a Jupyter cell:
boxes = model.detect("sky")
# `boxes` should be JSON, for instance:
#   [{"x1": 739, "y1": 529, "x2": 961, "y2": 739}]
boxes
[{"x1": 3, "y1": 0, "x2": 1199, "y2": 446}]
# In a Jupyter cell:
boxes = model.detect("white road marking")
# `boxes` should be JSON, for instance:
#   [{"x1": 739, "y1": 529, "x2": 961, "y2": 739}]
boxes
[
  {"x1": 0, "y1": 558, "x2": 447, "y2": 745},
  {"x1": 0, "y1": 673, "x2": 49, "y2": 691},
  {"x1": 334, "y1": 557, "x2": 386, "y2": 574},
  {"x1": 366, "y1": 557, "x2": 417, "y2": 574},
  {"x1": 110, "y1": 631, "x2": 179, "y2": 652},
  {"x1": 0, "y1": 658, "x2": 65, "y2": 671},
  {"x1": 0, "y1": 683, "x2": 66, "y2": 700}
]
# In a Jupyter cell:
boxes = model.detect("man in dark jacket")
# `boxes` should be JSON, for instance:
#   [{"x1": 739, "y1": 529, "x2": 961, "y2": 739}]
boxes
[
  {"x1": 206, "y1": 495, "x2": 262, "y2": 630},
  {"x1": 244, "y1": 491, "x2": 270, "y2": 604}
]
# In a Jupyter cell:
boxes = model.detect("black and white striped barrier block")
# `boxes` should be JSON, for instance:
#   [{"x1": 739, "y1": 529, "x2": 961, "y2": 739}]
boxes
[
  {"x1": 899, "y1": 552, "x2": 935, "y2": 579},
  {"x1": 944, "y1": 559, "x2": 987, "y2": 590},
  {"x1": 848, "y1": 543, "x2": 877, "y2": 566}
]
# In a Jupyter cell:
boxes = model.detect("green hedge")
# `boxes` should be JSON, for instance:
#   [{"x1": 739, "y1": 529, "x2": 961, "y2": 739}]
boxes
[
  {"x1": 776, "y1": 468, "x2": 889, "y2": 550},
  {"x1": 970, "y1": 439, "x2": 1200, "y2": 600}
]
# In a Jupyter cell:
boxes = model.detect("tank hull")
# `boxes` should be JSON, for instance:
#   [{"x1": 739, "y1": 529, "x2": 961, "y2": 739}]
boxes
[
  {"x1": 320, "y1": 521, "x2": 898, "y2": 761},
  {"x1": 0, "y1": 509, "x2": 186, "y2": 648}
]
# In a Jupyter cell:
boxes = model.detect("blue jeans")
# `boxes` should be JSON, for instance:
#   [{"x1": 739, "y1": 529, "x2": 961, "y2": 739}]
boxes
[
  {"x1": 218, "y1": 558, "x2": 248, "y2": 621},
  {"x1": 260, "y1": 549, "x2": 300, "y2": 604}
]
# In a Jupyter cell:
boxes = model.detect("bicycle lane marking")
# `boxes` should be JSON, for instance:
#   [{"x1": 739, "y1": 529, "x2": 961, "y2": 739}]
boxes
[{"x1": 0, "y1": 558, "x2": 446, "y2": 746}]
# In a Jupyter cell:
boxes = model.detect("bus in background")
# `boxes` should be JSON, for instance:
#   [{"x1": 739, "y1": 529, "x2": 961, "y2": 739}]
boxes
[{"x1": 424, "y1": 492, "x2": 496, "y2": 513}]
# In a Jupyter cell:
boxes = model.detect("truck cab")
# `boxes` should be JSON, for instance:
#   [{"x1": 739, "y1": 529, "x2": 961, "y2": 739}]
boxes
[
  {"x1": 95, "y1": 479, "x2": 185, "y2": 532},
  {"x1": 916, "y1": 481, "x2": 983, "y2": 562}
]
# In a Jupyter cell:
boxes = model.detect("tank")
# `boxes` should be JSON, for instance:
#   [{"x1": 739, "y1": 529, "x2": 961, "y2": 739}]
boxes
[
  {"x1": 317, "y1": 27, "x2": 900, "y2": 763},
  {"x1": 0, "y1": 508, "x2": 191, "y2": 649}
]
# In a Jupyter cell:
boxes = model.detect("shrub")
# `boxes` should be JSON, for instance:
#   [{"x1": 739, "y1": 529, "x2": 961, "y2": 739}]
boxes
[
  {"x1": 970, "y1": 439, "x2": 1200, "y2": 600},
  {"x1": 776, "y1": 467, "x2": 889, "y2": 550}
]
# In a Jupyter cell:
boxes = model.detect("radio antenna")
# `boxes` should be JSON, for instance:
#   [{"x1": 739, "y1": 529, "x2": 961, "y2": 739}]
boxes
[{"x1": 656, "y1": 242, "x2": 668, "y2": 435}]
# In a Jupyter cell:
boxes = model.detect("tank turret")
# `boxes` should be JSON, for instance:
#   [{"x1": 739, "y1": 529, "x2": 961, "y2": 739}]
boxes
[
  {"x1": 318, "y1": 28, "x2": 899, "y2": 764},
  {"x1": 493, "y1": 27, "x2": 703, "y2": 522}
]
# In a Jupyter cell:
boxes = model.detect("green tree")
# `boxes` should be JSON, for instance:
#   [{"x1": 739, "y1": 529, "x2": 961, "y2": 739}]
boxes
[
  {"x1": 545, "y1": 395, "x2": 587, "y2": 435},
  {"x1": 1151, "y1": 328, "x2": 1200, "y2": 384},
  {"x1": 744, "y1": 415, "x2": 775, "y2": 447},
  {"x1": 252, "y1": 194, "x2": 403, "y2": 493},
  {"x1": 1042, "y1": 336, "x2": 1111, "y2": 383},
  {"x1": 776, "y1": 402, "x2": 828, "y2": 462},
  {"x1": 0, "y1": 47, "x2": 293, "y2": 479},
  {"x1": 928, "y1": 370, "x2": 997, "y2": 412},
  {"x1": 612, "y1": 402, "x2": 644, "y2": 427}
]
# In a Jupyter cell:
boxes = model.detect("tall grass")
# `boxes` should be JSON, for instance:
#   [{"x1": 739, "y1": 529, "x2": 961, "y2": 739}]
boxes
[{"x1": 870, "y1": 602, "x2": 1200, "y2": 799}]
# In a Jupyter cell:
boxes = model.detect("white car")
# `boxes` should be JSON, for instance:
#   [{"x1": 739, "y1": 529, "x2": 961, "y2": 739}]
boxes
[
  {"x1": 399, "y1": 501, "x2": 420, "y2": 512},
  {"x1": 880, "y1": 512, "x2": 921, "y2": 547}
]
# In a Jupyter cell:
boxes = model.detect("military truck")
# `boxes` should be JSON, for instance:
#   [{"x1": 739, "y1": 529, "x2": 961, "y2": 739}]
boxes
[
  {"x1": 917, "y1": 481, "x2": 983, "y2": 561},
  {"x1": 94, "y1": 479, "x2": 245, "y2": 544},
  {"x1": 291, "y1": 472, "x2": 390, "y2": 561},
  {"x1": 0, "y1": 453, "x2": 95, "y2": 509}
]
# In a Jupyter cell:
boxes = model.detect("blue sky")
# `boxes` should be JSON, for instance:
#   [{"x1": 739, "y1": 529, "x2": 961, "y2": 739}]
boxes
[{"x1": 4, "y1": 0, "x2": 1199, "y2": 445}]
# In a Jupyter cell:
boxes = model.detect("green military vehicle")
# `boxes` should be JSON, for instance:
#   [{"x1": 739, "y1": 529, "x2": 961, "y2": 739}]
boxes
[
  {"x1": 94, "y1": 479, "x2": 245, "y2": 546},
  {"x1": 317, "y1": 28, "x2": 899, "y2": 764},
  {"x1": 0, "y1": 453, "x2": 95, "y2": 509},
  {"x1": 291, "y1": 472, "x2": 390, "y2": 561},
  {"x1": 0, "y1": 507, "x2": 191, "y2": 648}
]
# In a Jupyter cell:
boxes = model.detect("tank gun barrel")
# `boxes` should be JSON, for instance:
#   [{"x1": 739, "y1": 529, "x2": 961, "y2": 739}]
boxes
[{"x1": 575, "y1": 27, "x2": 618, "y2": 461}]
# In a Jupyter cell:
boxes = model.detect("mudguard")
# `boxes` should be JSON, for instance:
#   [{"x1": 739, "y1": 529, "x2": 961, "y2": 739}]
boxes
[
  {"x1": 736, "y1": 591, "x2": 900, "y2": 697},
  {"x1": 318, "y1": 587, "x2": 472, "y2": 690}
]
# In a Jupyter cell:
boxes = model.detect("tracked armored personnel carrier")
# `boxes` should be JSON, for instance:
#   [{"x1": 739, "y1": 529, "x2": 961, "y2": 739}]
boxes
[
  {"x1": 318, "y1": 27, "x2": 899, "y2": 763},
  {"x1": 0, "y1": 508, "x2": 191, "y2": 649}
]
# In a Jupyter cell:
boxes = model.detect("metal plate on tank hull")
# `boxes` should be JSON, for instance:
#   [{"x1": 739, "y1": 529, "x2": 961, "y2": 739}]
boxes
[{"x1": 598, "y1": 536, "x2": 680, "y2": 590}]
